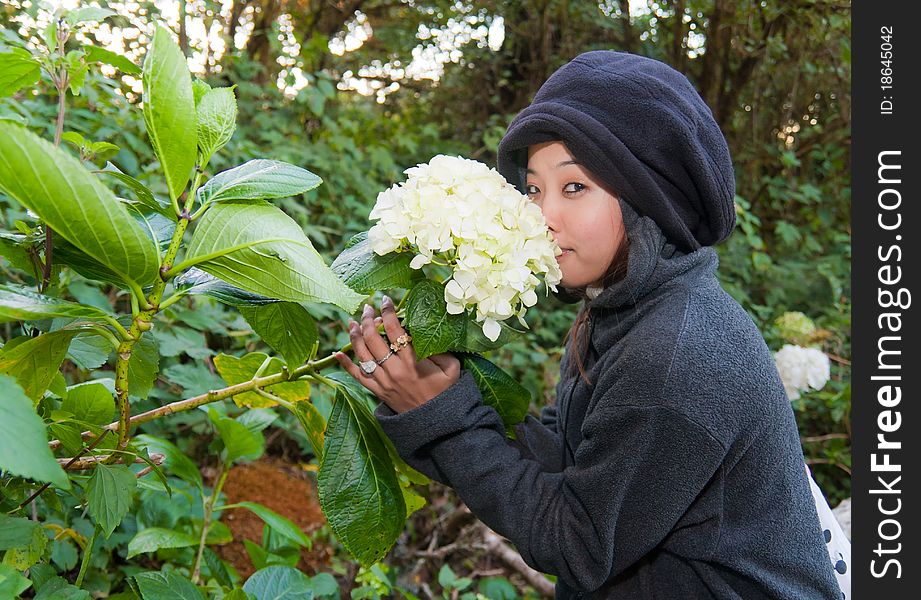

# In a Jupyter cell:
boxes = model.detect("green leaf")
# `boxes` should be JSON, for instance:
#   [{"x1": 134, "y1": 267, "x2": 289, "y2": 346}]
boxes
[
  {"x1": 290, "y1": 400, "x2": 325, "y2": 460},
  {"x1": 239, "y1": 302, "x2": 318, "y2": 367},
  {"x1": 0, "y1": 48, "x2": 40, "y2": 97},
  {"x1": 0, "y1": 232, "x2": 35, "y2": 273},
  {"x1": 142, "y1": 24, "x2": 197, "y2": 203},
  {"x1": 131, "y1": 571, "x2": 204, "y2": 600},
  {"x1": 126, "y1": 527, "x2": 198, "y2": 558},
  {"x1": 197, "y1": 86, "x2": 237, "y2": 166},
  {"x1": 64, "y1": 50, "x2": 89, "y2": 96},
  {"x1": 33, "y1": 576, "x2": 91, "y2": 600},
  {"x1": 461, "y1": 355, "x2": 530, "y2": 428},
  {"x1": 317, "y1": 388, "x2": 404, "y2": 567},
  {"x1": 128, "y1": 334, "x2": 159, "y2": 399},
  {"x1": 403, "y1": 280, "x2": 466, "y2": 360},
  {"x1": 1, "y1": 512, "x2": 47, "y2": 569},
  {"x1": 174, "y1": 267, "x2": 277, "y2": 307},
  {"x1": 203, "y1": 547, "x2": 234, "y2": 589},
  {"x1": 0, "y1": 122, "x2": 161, "y2": 286},
  {"x1": 242, "y1": 566, "x2": 315, "y2": 600},
  {"x1": 61, "y1": 131, "x2": 86, "y2": 150},
  {"x1": 222, "y1": 501, "x2": 311, "y2": 548},
  {"x1": 54, "y1": 239, "x2": 128, "y2": 288},
  {"x1": 0, "y1": 283, "x2": 112, "y2": 323},
  {"x1": 134, "y1": 434, "x2": 203, "y2": 491},
  {"x1": 0, "y1": 564, "x2": 31, "y2": 598},
  {"x1": 213, "y1": 352, "x2": 311, "y2": 408},
  {"x1": 192, "y1": 79, "x2": 211, "y2": 106},
  {"x1": 0, "y1": 330, "x2": 80, "y2": 402},
  {"x1": 478, "y1": 576, "x2": 517, "y2": 600},
  {"x1": 0, "y1": 514, "x2": 41, "y2": 550},
  {"x1": 330, "y1": 231, "x2": 419, "y2": 295},
  {"x1": 86, "y1": 463, "x2": 136, "y2": 537},
  {"x1": 126, "y1": 205, "x2": 177, "y2": 252},
  {"x1": 67, "y1": 331, "x2": 114, "y2": 370},
  {"x1": 196, "y1": 160, "x2": 322, "y2": 206},
  {"x1": 184, "y1": 202, "x2": 364, "y2": 312},
  {"x1": 210, "y1": 410, "x2": 264, "y2": 464},
  {"x1": 62, "y1": 381, "x2": 115, "y2": 426},
  {"x1": 84, "y1": 45, "x2": 141, "y2": 74},
  {"x1": 65, "y1": 7, "x2": 116, "y2": 25},
  {"x1": 96, "y1": 162, "x2": 173, "y2": 219}
]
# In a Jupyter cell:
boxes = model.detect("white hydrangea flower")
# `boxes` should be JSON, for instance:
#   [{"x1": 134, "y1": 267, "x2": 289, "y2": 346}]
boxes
[
  {"x1": 367, "y1": 155, "x2": 563, "y2": 342},
  {"x1": 774, "y1": 344, "x2": 831, "y2": 401}
]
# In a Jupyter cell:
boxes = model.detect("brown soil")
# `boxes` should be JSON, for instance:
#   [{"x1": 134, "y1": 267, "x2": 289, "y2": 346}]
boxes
[{"x1": 215, "y1": 458, "x2": 332, "y2": 580}]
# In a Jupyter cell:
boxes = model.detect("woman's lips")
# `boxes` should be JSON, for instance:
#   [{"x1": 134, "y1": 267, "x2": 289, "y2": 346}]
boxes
[{"x1": 559, "y1": 248, "x2": 573, "y2": 258}]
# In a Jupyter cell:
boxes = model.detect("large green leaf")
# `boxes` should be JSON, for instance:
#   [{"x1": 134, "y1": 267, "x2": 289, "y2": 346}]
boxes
[
  {"x1": 33, "y1": 576, "x2": 91, "y2": 600},
  {"x1": 196, "y1": 160, "x2": 322, "y2": 206},
  {"x1": 239, "y1": 302, "x2": 318, "y2": 367},
  {"x1": 184, "y1": 202, "x2": 364, "y2": 312},
  {"x1": 0, "y1": 514, "x2": 41, "y2": 551},
  {"x1": 142, "y1": 24, "x2": 196, "y2": 203},
  {"x1": 242, "y1": 566, "x2": 315, "y2": 600},
  {"x1": 0, "y1": 564, "x2": 31, "y2": 598},
  {"x1": 131, "y1": 571, "x2": 204, "y2": 600},
  {"x1": 174, "y1": 267, "x2": 277, "y2": 307},
  {"x1": 330, "y1": 231, "x2": 419, "y2": 295},
  {"x1": 126, "y1": 527, "x2": 198, "y2": 558},
  {"x1": 461, "y1": 355, "x2": 531, "y2": 428},
  {"x1": 0, "y1": 375, "x2": 69, "y2": 488},
  {"x1": 316, "y1": 388, "x2": 404, "y2": 567},
  {"x1": 86, "y1": 463, "x2": 136, "y2": 537},
  {"x1": 213, "y1": 352, "x2": 310, "y2": 408},
  {"x1": 0, "y1": 283, "x2": 111, "y2": 323},
  {"x1": 221, "y1": 501, "x2": 311, "y2": 548},
  {"x1": 196, "y1": 86, "x2": 237, "y2": 166},
  {"x1": 0, "y1": 122, "x2": 161, "y2": 286},
  {"x1": 0, "y1": 48, "x2": 40, "y2": 97},
  {"x1": 403, "y1": 279, "x2": 466, "y2": 360},
  {"x1": 0, "y1": 330, "x2": 79, "y2": 402},
  {"x1": 62, "y1": 381, "x2": 115, "y2": 426},
  {"x1": 210, "y1": 410, "x2": 264, "y2": 464}
]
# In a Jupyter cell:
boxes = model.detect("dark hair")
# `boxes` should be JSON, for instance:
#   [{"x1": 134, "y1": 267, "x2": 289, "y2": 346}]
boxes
[{"x1": 560, "y1": 227, "x2": 631, "y2": 385}]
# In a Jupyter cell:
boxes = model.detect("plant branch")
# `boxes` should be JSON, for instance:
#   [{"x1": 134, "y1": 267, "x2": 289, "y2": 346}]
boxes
[
  {"x1": 50, "y1": 346, "x2": 353, "y2": 449},
  {"x1": 18, "y1": 430, "x2": 111, "y2": 511},
  {"x1": 191, "y1": 462, "x2": 230, "y2": 584}
]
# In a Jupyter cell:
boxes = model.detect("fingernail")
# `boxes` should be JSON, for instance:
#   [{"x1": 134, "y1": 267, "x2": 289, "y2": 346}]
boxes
[
  {"x1": 382, "y1": 295, "x2": 392, "y2": 307},
  {"x1": 363, "y1": 303, "x2": 372, "y2": 316}
]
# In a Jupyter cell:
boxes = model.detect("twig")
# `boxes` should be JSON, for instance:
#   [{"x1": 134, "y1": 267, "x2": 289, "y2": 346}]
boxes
[
  {"x1": 806, "y1": 458, "x2": 852, "y2": 476},
  {"x1": 18, "y1": 430, "x2": 111, "y2": 510},
  {"x1": 476, "y1": 523, "x2": 555, "y2": 597},
  {"x1": 801, "y1": 433, "x2": 849, "y2": 444}
]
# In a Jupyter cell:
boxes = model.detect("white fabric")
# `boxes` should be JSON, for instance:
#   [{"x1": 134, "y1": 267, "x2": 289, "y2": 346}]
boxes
[{"x1": 806, "y1": 464, "x2": 850, "y2": 599}]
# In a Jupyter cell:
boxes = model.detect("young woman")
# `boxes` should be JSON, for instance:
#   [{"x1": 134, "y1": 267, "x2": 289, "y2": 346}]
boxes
[{"x1": 335, "y1": 51, "x2": 843, "y2": 599}]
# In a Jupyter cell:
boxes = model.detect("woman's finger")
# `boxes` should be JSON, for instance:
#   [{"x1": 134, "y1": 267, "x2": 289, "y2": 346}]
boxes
[
  {"x1": 348, "y1": 319, "x2": 377, "y2": 365},
  {"x1": 360, "y1": 303, "x2": 391, "y2": 360},
  {"x1": 334, "y1": 351, "x2": 382, "y2": 393},
  {"x1": 380, "y1": 295, "x2": 415, "y2": 364}
]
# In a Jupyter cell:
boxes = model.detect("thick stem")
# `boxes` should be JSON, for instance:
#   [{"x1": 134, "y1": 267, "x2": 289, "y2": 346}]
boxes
[
  {"x1": 191, "y1": 463, "x2": 230, "y2": 584},
  {"x1": 110, "y1": 213, "x2": 192, "y2": 453},
  {"x1": 40, "y1": 76, "x2": 68, "y2": 293}
]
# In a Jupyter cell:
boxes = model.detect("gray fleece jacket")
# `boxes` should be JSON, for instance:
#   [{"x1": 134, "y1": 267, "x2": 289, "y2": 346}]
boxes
[{"x1": 376, "y1": 205, "x2": 841, "y2": 599}]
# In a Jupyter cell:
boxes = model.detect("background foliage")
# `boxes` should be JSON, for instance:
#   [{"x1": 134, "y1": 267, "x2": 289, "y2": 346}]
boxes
[{"x1": 1, "y1": 0, "x2": 850, "y2": 597}]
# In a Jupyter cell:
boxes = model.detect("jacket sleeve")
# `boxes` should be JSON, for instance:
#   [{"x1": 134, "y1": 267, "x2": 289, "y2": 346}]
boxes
[{"x1": 376, "y1": 369, "x2": 727, "y2": 592}]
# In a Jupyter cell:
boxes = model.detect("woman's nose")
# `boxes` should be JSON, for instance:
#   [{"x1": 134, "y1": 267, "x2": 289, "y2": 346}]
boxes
[{"x1": 540, "y1": 193, "x2": 563, "y2": 232}]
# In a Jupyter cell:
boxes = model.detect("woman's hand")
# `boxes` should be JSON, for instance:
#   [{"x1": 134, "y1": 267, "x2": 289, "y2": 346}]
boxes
[{"x1": 334, "y1": 294, "x2": 461, "y2": 413}]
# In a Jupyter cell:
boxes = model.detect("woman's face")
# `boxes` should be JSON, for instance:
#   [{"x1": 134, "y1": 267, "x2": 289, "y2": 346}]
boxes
[{"x1": 526, "y1": 141, "x2": 625, "y2": 289}]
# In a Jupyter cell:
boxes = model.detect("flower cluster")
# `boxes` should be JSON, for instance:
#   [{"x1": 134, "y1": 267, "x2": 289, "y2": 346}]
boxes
[
  {"x1": 367, "y1": 155, "x2": 563, "y2": 341},
  {"x1": 774, "y1": 311, "x2": 817, "y2": 346},
  {"x1": 774, "y1": 344, "x2": 831, "y2": 401}
]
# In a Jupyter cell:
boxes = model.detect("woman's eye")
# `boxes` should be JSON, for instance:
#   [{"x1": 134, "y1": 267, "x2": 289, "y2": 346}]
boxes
[
  {"x1": 563, "y1": 182, "x2": 586, "y2": 194},
  {"x1": 525, "y1": 184, "x2": 540, "y2": 196}
]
